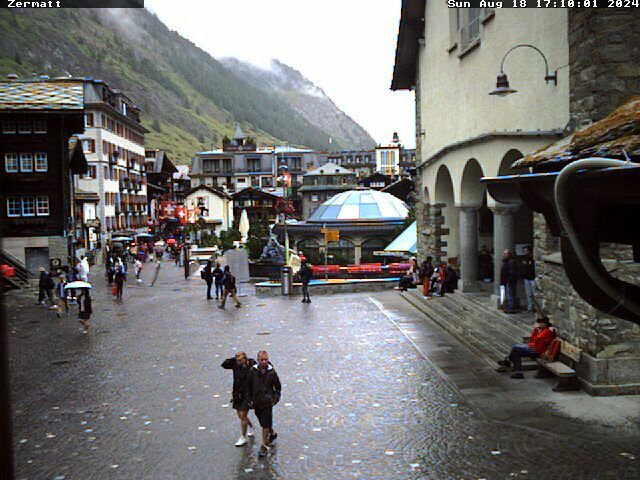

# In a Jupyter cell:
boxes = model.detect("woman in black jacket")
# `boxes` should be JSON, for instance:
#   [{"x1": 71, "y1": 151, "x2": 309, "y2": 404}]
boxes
[
  {"x1": 221, "y1": 352, "x2": 256, "y2": 446},
  {"x1": 78, "y1": 288, "x2": 92, "y2": 334}
]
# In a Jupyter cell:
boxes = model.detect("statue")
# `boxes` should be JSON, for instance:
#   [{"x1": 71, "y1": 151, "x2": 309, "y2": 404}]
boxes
[{"x1": 260, "y1": 235, "x2": 286, "y2": 264}]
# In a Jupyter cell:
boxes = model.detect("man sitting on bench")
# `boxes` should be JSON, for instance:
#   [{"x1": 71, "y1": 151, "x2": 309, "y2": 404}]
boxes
[{"x1": 496, "y1": 317, "x2": 555, "y2": 379}]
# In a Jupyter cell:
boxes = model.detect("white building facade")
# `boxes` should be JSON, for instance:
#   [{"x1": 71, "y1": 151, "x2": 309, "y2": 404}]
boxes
[{"x1": 76, "y1": 79, "x2": 148, "y2": 243}]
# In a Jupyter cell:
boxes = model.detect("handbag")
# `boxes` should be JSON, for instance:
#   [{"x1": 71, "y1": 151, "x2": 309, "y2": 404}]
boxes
[
  {"x1": 112, "y1": 285, "x2": 117, "y2": 297},
  {"x1": 499, "y1": 285, "x2": 506, "y2": 305}
]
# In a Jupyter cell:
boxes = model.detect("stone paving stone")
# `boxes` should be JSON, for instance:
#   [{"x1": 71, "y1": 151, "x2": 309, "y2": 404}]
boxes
[{"x1": 5, "y1": 263, "x2": 640, "y2": 479}]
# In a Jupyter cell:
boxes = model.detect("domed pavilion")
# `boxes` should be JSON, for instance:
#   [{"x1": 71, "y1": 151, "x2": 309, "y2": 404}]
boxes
[{"x1": 275, "y1": 189, "x2": 409, "y2": 264}]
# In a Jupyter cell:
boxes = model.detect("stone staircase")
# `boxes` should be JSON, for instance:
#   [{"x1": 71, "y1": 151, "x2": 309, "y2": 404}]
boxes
[
  {"x1": 0, "y1": 248, "x2": 33, "y2": 290},
  {"x1": 401, "y1": 289, "x2": 536, "y2": 369}
]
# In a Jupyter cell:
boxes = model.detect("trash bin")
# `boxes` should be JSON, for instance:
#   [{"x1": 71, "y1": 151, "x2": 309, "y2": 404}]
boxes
[{"x1": 281, "y1": 266, "x2": 293, "y2": 296}]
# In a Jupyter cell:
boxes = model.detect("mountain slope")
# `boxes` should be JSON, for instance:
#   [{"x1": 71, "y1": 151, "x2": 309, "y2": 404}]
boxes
[
  {"x1": 0, "y1": 8, "x2": 374, "y2": 162},
  {"x1": 221, "y1": 59, "x2": 375, "y2": 150}
]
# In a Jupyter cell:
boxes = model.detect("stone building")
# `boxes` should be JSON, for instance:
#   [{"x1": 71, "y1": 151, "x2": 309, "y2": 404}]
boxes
[
  {"x1": 298, "y1": 164, "x2": 357, "y2": 219},
  {"x1": 393, "y1": 2, "x2": 640, "y2": 394},
  {"x1": 0, "y1": 77, "x2": 88, "y2": 272},
  {"x1": 76, "y1": 78, "x2": 148, "y2": 241},
  {"x1": 393, "y1": 3, "x2": 568, "y2": 292}
]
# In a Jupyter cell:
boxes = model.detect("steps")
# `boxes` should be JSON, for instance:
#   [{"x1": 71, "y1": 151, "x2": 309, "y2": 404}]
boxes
[
  {"x1": 401, "y1": 289, "x2": 535, "y2": 369},
  {"x1": 0, "y1": 248, "x2": 32, "y2": 290}
]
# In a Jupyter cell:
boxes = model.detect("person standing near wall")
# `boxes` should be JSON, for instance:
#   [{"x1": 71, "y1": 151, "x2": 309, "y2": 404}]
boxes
[
  {"x1": 500, "y1": 249, "x2": 519, "y2": 313},
  {"x1": 522, "y1": 245, "x2": 536, "y2": 313}
]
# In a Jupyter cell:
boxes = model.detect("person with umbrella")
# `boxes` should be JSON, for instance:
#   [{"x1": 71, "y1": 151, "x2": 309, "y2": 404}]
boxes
[{"x1": 64, "y1": 281, "x2": 92, "y2": 333}]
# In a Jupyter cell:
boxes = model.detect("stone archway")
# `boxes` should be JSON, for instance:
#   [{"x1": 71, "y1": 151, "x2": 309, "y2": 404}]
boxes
[
  {"x1": 491, "y1": 149, "x2": 534, "y2": 305},
  {"x1": 434, "y1": 165, "x2": 459, "y2": 262},
  {"x1": 458, "y1": 158, "x2": 487, "y2": 291}
]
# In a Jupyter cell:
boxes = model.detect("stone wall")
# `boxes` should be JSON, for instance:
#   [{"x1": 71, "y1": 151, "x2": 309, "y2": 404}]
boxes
[
  {"x1": 569, "y1": 9, "x2": 640, "y2": 127},
  {"x1": 415, "y1": 200, "x2": 446, "y2": 264},
  {"x1": 534, "y1": 213, "x2": 640, "y2": 394}
]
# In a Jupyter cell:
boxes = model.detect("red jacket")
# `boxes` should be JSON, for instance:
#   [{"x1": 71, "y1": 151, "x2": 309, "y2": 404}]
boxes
[{"x1": 529, "y1": 326, "x2": 554, "y2": 354}]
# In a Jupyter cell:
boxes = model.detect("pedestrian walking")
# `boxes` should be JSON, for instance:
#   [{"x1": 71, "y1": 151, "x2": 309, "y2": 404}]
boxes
[
  {"x1": 106, "y1": 256, "x2": 115, "y2": 285},
  {"x1": 299, "y1": 260, "x2": 313, "y2": 303},
  {"x1": 219, "y1": 266, "x2": 241, "y2": 309},
  {"x1": 36, "y1": 267, "x2": 54, "y2": 306},
  {"x1": 55, "y1": 273, "x2": 69, "y2": 315},
  {"x1": 134, "y1": 259, "x2": 143, "y2": 283},
  {"x1": 247, "y1": 350, "x2": 281, "y2": 458},
  {"x1": 202, "y1": 259, "x2": 214, "y2": 299},
  {"x1": 522, "y1": 245, "x2": 536, "y2": 313},
  {"x1": 500, "y1": 249, "x2": 518, "y2": 313},
  {"x1": 221, "y1": 351, "x2": 257, "y2": 446},
  {"x1": 213, "y1": 262, "x2": 224, "y2": 301},
  {"x1": 77, "y1": 288, "x2": 92, "y2": 334},
  {"x1": 115, "y1": 263, "x2": 126, "y2": 300}
]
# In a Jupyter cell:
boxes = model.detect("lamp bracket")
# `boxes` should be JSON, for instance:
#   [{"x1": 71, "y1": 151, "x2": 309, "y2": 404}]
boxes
[{"x1": 499, "y1": 44, "x2": 558, "y2": 86}]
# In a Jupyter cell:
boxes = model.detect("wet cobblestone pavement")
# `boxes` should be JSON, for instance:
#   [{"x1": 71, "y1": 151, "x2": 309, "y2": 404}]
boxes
[{"x1": 6, "y1": 263, "x2": 640, "y2": 479}]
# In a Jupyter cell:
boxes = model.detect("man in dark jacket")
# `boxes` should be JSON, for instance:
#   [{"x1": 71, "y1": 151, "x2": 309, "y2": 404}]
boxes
[
  {"x1": 37, "y1": 267, "x2": 53, "y2": 305},
  {"x1": 203, "y1": 259, "x2": 213, "y2": 300},
  {"x1": 213, "y1": 262, "x2": 224, "y2": 301},
  {"x1": 522, "y1": 245, "x2": 536, "y2": 313},
  {"x1": 248, "y1": 350, "x2": 282, "y2": 458},
  {"x1": 219, "y1": 265, "x2": 241, "y2": 309},
  {"x1": 299, "y1": 260, "x2": 313, "y2": 303},
  {"x1": 500, "y1": 249, "x2": 518, "y2": 313}
]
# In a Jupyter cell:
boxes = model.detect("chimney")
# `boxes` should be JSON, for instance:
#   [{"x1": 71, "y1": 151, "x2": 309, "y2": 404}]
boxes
[{"x1": 6, "y1": 73, "x2": 18, "y2": 81}]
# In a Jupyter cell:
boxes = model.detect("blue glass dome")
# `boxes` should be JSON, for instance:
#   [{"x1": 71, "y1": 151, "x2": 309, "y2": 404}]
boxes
[{"x1": 308, "y1": 189, "x2": 408, "y2": 223}]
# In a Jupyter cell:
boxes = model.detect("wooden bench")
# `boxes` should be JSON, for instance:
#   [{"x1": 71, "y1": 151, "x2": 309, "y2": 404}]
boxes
[{"x1": 535, "y1": 340, "x2": 582, "y2": 392}]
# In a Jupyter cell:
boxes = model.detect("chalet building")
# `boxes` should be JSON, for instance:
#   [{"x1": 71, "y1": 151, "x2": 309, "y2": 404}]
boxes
[
  {"x1": 145, "y1": 149, "x2": 178, "y2": 221},
  {"x1": 358, "y1": 172, "x2": 393, "y2": 190},
  {"x1": 393, "y1": 2, "x2": 640, "y2": 394},
  {"x1": 76, "y1": 78, "x2": 148, "y2": 242},
  {"x1": 298, "y1": 164, "x2": 357, "y2": 219},
  {"x1": 232, "y1": 187, "x2": 279, "y2": 228},
  {"x1": 185, "y1": 185, "x2": 233, "y2": 235},
  {"x1": 0, "y1": 77, "x2": 88, "y2": 273}
]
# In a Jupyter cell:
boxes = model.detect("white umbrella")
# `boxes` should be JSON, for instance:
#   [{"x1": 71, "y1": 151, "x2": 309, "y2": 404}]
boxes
[
  {"x1": 239, "y1": 209, "x2": 250, "y2": 244},
  {"x1": 64, "y1": 281, "x2": 92, "y2": 289},
  {"x1": 112, "y1": 236, "x2": 133, "y2": 242}
]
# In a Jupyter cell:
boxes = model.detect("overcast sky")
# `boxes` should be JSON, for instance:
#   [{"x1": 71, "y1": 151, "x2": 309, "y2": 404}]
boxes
[{"x1": 145, "y1": 0, "x2": 416, "y2": 148}]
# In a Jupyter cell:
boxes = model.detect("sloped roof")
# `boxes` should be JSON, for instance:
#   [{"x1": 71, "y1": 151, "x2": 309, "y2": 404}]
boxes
[
  {"x1": 186, "y1": 184, "x2": 231, "y2": 199},
  {"x1": 304, "y1": 164, "x2": 356, "y2": 176},
  {"x1": 0, "y1": 81, "x2": 83, "y2": 110},
  {"x1": 384, "y1": 221, "x2": 417, "y2": 254},
  {"x1": 391, "y1": 0, "x2": 426, "y2": 91},
  {"x1": 513, "y1": 96, "x2": 640, "y2": 168},
  {"x1": 234, "y1": 123, "x2": 245, "y2": 140}
]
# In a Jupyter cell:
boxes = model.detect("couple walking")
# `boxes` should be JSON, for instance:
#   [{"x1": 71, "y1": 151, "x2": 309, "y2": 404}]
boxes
[
  {"x1": 203, "y1": 260, "x2": 241, "y2": 309},
  {"x1": 221, "y1": 350, "x2": 282, "y2": 458}
]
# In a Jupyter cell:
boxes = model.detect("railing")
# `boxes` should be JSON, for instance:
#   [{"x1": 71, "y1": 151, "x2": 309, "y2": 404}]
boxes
[{"x1": 0, "y1": 248, "x2": 32, "y2": 283}]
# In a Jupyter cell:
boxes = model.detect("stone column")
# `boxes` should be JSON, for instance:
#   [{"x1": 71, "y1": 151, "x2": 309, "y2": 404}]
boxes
[
  {"x1": 354, "y1": 244, "x2": 362, "y2": 265},
  {"x1": 458, "y1": 206, "x2": 480, "y2": 292},
  {"x1": 491, "y1": 204, "x2": 519, "y2": 296}
]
